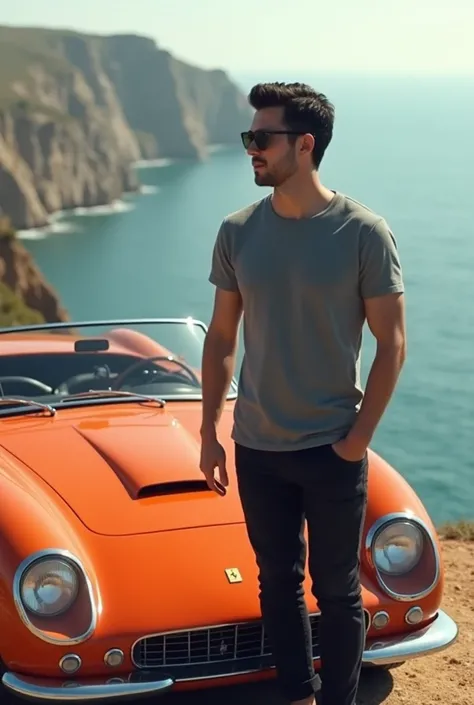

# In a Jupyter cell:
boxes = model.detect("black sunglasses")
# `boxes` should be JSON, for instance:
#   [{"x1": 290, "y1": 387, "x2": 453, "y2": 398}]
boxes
[{"x1": 240, "y1": 129, "x2": 307, "y2": 151}]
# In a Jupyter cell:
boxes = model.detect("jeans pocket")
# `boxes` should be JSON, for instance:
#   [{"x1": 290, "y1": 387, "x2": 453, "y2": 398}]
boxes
[
  {"x1": 315, "y1": 444, "x2": 369, "y2": 500},
  {"x1": 328, "y1": 443, "x2": 368, "y2": 466}
]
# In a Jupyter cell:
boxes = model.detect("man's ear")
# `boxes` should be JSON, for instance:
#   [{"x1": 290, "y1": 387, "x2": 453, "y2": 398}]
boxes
[{"x1": 299, "y1": 133, "x2": 315, "y2": 156}]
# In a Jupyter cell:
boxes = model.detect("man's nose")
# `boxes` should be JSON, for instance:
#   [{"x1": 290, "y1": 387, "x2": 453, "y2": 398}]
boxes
[{"x1": 246, "y1": 142, "x2": 260, "y2": 157}]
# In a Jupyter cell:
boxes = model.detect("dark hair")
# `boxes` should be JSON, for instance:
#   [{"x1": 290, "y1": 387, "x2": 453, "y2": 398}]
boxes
[{"x1": 248, "y1": 82, "x2": 335, "y2": 168}]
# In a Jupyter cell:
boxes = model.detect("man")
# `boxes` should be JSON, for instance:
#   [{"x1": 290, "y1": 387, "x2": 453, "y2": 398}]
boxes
[{"x1": 199, "y1": 82, "x2": 406, "y2": 705}]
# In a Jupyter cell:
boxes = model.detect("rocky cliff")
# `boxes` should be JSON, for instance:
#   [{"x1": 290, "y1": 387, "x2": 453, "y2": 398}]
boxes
[
  {"x1": 0, "y1": 218, "x2": 68, "y2": 325},
  {"x1": 0, "y1": 26, "x2": 251, "y2": 230},
  {"x1": 100, "y1": 35, "x2": 250, "y2": 160}
]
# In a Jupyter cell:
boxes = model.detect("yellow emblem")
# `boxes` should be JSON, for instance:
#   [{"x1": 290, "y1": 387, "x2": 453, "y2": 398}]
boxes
[{"x1": 225, "y1": 568, "x2": 242, "y2": 583}]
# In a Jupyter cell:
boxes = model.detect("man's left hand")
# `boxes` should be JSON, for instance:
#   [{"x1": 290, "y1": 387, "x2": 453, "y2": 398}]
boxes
[{"x1": 331, "y1": 435, "x2": 368, "y2": 462}]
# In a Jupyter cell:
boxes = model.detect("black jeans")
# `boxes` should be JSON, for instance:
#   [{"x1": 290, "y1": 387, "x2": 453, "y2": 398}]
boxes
[{"x1": 234, "y1": 441, "x2": 368, "y2": 705}]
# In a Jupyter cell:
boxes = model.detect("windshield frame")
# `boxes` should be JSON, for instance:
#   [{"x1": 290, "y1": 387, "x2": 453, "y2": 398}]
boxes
[{"x1": 0, "y1": 317, "x2": 239, "y2": 414}]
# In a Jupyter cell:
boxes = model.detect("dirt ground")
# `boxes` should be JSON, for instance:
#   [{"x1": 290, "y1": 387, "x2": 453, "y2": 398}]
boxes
[
  {"x1": 352, "y1": 538, "x2": 473, "y2": 705},
  {"x1": 4, "y1": 539, "x2": 473, "y2": 705}
]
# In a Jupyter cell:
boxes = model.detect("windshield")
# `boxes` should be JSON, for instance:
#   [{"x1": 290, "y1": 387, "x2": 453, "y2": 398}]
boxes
[{"x1": 0, "y1": 318, "x2": 237, "y2": 417}]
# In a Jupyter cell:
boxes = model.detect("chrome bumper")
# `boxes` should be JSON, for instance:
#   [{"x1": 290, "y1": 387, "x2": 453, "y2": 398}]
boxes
[
  {"x1": 1, "y1": 610, "x2": 458, "y2": 701},
  {"x1": 1, "y1": 672, "x2": 174, "y2": 701},
  {"x1": 362, "y1": 609, "x2": 458, "y2": 666}
]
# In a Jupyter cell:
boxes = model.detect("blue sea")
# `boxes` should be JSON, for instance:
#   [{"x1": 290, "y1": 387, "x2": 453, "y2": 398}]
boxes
[{"x1": 19, "y1": 73, "x2": 474, "y2": 525}]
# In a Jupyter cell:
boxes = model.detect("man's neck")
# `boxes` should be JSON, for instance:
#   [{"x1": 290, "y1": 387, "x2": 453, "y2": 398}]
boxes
[{"x1": 271, "y1": 171, "x2": 335, "y2": 219}]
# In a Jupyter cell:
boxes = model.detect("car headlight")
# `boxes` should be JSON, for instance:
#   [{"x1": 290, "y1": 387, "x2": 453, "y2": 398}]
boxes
[
  {"x1": 373, "y1": 520, "x2": 424, "y2": 575},
  {"x1": 20, "y1": 557, "x2": 80, "y2": 616}
]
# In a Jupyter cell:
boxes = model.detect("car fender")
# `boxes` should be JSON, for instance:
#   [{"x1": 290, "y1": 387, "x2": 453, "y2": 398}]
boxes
[
  {"x1": 363, "y1": 449, "x2": 444, "y2": 616},
  {"x1": 0, "y1": 447, "x2": 100, "y2": 665}
]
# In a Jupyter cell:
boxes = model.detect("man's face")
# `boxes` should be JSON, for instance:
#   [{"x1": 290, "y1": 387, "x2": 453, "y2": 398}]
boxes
[{"x1": 242, "y1": 107, "x2": 301, "y2": 187}]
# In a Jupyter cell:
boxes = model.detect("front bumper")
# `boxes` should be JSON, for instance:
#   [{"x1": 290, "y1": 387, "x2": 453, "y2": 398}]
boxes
[
  {"x1": 2, "y1": 610, "x2": 457, "y2": 701},
  {"x1": 1, "y1": 673, "x2": 174, "y2": 701},
  {"x1": 362, "y1": 608, "x2": 458, "y2": 666}
]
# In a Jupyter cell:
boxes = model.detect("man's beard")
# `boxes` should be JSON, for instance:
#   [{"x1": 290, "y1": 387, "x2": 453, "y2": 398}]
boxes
[
  {"x1": 254, "y1": 170, "x2": 278, "y2": 187},
  {"x1": 253, "y1": 151, "x2": 297, "y2": 187}
]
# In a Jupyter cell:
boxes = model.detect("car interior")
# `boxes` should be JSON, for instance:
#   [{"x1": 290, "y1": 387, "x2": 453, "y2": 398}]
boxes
[{"x1": 0, "y1": 351, "x2": 202, "y2": 402}]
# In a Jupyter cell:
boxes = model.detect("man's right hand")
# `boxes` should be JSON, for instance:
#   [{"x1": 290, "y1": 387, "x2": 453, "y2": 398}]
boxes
[{"x1": 199, "y1": 436, "x2": 229, "y2": 494}]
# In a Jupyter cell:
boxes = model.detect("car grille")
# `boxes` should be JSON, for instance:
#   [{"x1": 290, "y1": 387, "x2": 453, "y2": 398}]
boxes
[
  {"x1": 132, "y1": 611, "x2": 371, "y2": 680},
  {"x1": 132, "y1": 611, "x2": 369, "y2": 681},
  {"x1": 133, "y1": 617, "x2": 313, "y2": 669}
]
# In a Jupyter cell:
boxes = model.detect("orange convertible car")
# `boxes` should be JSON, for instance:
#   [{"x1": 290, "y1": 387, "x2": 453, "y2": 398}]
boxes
[{"x1": 0, "y1": 318, "x2": 458, "y2": 701}]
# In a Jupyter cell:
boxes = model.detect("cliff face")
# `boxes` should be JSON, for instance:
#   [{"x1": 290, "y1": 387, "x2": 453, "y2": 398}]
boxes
[
  {"x1": 0, "y1": 27, "x2": 252, "y2": 230},
  {"x1": 0, "y1": 28, "x2": 141, "y2": 230},
  {"x1": 0, "y1": 107, "x2": 139, "y2": 231},
  {"x1": 0, "y1": 220, "x2": 68, "y2": 324},
  {"x1": 101, "y1": 35, "x2": 250, "y2": 160}
]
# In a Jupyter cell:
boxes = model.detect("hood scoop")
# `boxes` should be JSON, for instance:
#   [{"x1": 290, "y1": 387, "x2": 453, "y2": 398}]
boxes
[
  {"x1": 76, "y1": 432, "x2": 210, "y2": 500},
  {"x1": 74, "y1": 421, "x2": 209, "y2": 501},
  {"x1": 137, "y1": 480, "x2": 209, "y2": 499}
]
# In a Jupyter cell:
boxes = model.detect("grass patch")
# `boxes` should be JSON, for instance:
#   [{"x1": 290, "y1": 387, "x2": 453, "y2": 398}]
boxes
[
  {"x1": 0, "y1": 26, "x2": 87, "y2": 112},
  {"x1": 0, "y1": 37, "x2": 71, "y2": 104},
  {"x1": 0, "y1": 281, "x2": 45, "y2": 327},
  {"x1": 0, "y1": 216, "x2": 16, "y2": 240},
  {"x1": 438, "y1": 520, "x2": 474, "y2": 542}
]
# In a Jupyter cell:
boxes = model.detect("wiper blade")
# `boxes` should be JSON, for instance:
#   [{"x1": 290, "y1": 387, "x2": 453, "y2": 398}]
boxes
[
  {"x1": 0, "y1": 397, "x2": 56, "y2": 417},
  {"x1": 57, "y1": 390, "x2": 166, "y2": 407}
]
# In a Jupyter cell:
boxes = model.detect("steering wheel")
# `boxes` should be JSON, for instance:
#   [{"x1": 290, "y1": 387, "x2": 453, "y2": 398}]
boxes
[
  {"x1": 112, "y1": 355, "x2": 201, "y2": 390},
  {"x1": 0, "y1": 376, "x2": 53, "y2": 394}
]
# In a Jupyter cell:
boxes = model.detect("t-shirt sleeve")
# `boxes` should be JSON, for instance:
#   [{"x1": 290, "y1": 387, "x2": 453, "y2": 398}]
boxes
[
  {"x1": 359, "y1": 218, "x2": 405, "y2": 299},
  {"x1": 208, "y1": 220, "x2": 240, "y2": 292}
]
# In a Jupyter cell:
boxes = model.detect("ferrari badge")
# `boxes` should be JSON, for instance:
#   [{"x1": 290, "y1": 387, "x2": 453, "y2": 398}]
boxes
[{"x1": 225, "y1": 568, "x2": 242, "y2": 583}]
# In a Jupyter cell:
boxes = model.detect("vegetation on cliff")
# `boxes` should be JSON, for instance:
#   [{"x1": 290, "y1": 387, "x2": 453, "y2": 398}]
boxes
[
  {"x1": 0, "y1": 25, "x2": 251, "y2": 230},
  {"x1": 0, "y1": 217, "x2": 68, "y2": 325},
  {"x1": 438, "y1": 519, "x2": 474, "y2": 541},
  {"x1": 0, "y1": 280, "x2": 45, "y2": 326}
]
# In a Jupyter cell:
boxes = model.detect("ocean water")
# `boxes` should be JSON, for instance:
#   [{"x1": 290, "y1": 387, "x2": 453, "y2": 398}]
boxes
[{"x1": 19, "y1": 74, "x2": 474, "y2": 525}]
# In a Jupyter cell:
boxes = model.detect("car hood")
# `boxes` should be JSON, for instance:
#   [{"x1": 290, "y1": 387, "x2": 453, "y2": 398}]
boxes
[{"x1": 0, "y1": 408, "x2": 244, "y2": 536}]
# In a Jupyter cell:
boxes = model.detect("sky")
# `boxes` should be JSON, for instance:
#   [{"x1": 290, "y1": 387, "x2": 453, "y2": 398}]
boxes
[{"x1": 1, "y1": 0, "x2": 473, "y2": 77}]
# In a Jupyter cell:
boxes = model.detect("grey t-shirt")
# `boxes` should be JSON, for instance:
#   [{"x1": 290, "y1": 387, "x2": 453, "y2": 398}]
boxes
[{"x1": 208, "y1": 191, "x2": 404, "y2": 451}]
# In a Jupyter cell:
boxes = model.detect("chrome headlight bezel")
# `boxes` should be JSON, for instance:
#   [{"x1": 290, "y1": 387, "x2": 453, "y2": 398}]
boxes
[
  {"x1": 13, "y1": 548, "x2": 98, "y2": 645},
  {"x1": 365, "y1": 512, "x2": 441, "y2": 602}
]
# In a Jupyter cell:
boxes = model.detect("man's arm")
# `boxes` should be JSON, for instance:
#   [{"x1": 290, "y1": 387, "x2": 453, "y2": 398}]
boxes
[
  {"x1": 199, "y1": 218, "x2": 243, "y2": 492},
  {"x1": 333, "y1": 217, "x2": 406, "y2": 461},
  {"x1": 200, "y1": 287, "x2": 243, "y2": 441},
  {"x1": 344, "y1": 291, "x2": 407, "y2": 455}
]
